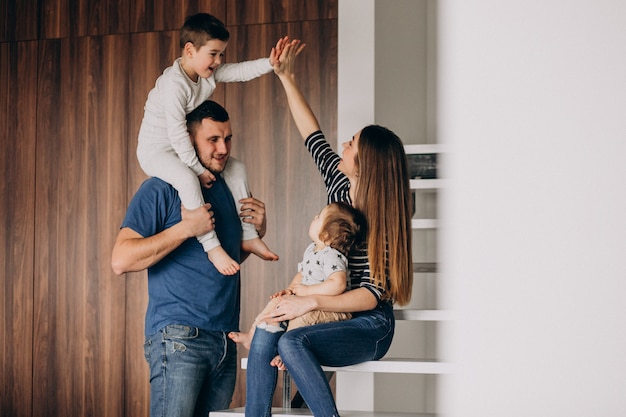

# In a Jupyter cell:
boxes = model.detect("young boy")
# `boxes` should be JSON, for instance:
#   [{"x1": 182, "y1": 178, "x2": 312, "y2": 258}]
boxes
[
  {"x1": 137, "y1": 13, "x2": 283, "y2": 275},
  {"x1": 229, "y1": 202, "x2": 366, "y2": 349}
]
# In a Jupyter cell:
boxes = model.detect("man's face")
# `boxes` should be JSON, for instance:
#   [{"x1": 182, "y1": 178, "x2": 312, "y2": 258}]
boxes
[{"x1": 190, "y1": 118, "x2": 233, "y2": 174}]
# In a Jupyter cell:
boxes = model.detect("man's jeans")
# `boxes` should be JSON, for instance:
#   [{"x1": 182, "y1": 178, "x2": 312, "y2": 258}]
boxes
[{"x1": 144, "y1": 325, "x2": 237, "y2": 417}]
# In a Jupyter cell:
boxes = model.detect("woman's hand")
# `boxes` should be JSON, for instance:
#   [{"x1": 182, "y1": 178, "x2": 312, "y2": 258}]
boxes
[
  {"x1": 274, "y1": 39, "x2": 305, "y2": 77},
  {"x1": 262, "y1": 295, "x2": 317, "y2": 323},
  {"x1": 270, "y1": 288, "x2": 293, "y2": 299}
]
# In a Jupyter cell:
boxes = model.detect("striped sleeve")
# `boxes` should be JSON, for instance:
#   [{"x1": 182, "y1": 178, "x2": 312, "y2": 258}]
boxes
[{"x1": 305, "y1": 131, "x2": 351, "y2": 204}]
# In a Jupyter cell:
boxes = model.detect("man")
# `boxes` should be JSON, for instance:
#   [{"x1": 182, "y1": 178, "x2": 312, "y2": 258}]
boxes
[{"x1": 111, "y1": 100, "x2": 270, "y2": 416}]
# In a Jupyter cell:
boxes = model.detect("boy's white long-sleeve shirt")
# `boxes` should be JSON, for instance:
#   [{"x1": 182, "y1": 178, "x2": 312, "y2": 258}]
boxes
[{"x1": 138, "y1": 57, "x2": 273, "y2": 176}]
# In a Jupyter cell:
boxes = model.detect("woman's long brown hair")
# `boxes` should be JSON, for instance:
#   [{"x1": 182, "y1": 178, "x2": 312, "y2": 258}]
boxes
[{"x1": 352, "y1": 125, "x2": 413, "y2": 305}]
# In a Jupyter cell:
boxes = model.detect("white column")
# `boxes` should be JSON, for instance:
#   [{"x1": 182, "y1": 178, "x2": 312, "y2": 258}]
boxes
[{"x1": 336, "y1": 0, "x2": 376, "y2": 409}]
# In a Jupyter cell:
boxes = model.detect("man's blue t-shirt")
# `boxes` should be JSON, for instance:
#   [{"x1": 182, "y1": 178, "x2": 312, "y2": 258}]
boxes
[{"x1": 121, "y1": 176, "x2": 242, "y2": 335}]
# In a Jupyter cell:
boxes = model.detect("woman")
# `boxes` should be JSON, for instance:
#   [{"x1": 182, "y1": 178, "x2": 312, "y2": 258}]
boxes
[{"x1": 243, "y1": 40, "x2": 413, "y2": 417}]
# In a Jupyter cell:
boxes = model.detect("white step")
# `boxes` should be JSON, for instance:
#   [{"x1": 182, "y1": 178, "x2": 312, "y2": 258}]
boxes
[
  {"x1": 210, "y1": 407, "x2": 435, "y2": 417},
  {"x1": 410, "y1": 178, "x2": 441, "y2": 189},
  {"x1": 241, "y1": 358, "x2": 451, "y2": 375},
  {"x1": 393, "y1": 309, "x2": 452, "y2": 321},
  {"x1": 404, "y1": 144, "x2": 441, "y2": 154},
  {"x1": 322, "y1": 358, "x2": 450, "y2": 374},
  {"x1": 413, "y1": 262, "x2": 437, "y2": 273},
  {"x1": 411, "y1": 219, "x2": 437, "y2": 229}
]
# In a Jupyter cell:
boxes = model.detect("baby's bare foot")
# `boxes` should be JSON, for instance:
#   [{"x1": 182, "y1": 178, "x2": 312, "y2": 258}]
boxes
[
  {"x1": 270, "y1": 355, "x2": 286, "y2": 370},
  {"x1": 228, "y1": 331, "x2": 252, "y2": 350}
]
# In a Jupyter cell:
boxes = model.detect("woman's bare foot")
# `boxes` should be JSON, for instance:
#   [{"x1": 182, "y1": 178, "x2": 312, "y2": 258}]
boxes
[
  {"x1": 228, "y1": 331, "x2": 252, "y2": 350},
  {"x1": 241, "y1": 237, "x2": 279, "y2": 261},
  {"x1": 208, "y1": 245, "x2": 240, "y2": 275}
]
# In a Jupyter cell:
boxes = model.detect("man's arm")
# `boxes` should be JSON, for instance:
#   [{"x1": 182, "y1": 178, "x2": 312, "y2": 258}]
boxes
[{"x1": 111, "y1": 203, "x2": 214, "y2": 275}]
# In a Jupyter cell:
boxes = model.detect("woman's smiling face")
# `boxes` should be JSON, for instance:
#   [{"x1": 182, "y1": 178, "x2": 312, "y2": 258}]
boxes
[{"x1": 338, "y1": 131, "x2": 360, "y2": 177}]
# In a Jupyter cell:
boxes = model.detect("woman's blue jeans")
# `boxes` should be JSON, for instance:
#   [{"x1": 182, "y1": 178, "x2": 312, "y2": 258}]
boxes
[
  {"x1": 144, "y1": 325, "x2": 237, "y2": 417},
  {"x1": 245, "y1": 302, "x2": 395, "y2": 417}
]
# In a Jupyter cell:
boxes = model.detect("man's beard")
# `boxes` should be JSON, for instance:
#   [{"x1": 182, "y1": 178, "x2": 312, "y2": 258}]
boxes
[{"x1": 202, "y1": 156, "x2": 228, "y2": 175}]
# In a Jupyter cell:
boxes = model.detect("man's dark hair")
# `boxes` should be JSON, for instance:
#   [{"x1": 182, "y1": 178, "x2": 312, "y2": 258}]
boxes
[
  {"x1": 180, "y1": 13, "x2": 230, "y2": 49},
  {"x1": 186, "y1": 100, "x2": 230, "y2": 134}
]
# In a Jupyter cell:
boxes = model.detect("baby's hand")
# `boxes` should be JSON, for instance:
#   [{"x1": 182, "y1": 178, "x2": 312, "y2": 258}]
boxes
[{"x1": 199, "y1": 170, "x2": 216, "y2": 188}]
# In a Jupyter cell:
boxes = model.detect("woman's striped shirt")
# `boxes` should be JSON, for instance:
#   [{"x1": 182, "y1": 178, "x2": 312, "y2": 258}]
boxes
[{"x1": 305, "y1": 130, "x2": 387, "y2": 301}]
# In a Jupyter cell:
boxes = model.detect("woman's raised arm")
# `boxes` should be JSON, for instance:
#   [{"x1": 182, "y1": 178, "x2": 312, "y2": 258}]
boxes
[{"x1": 273, "y1": 40, "x2": 320, "y2": 140}]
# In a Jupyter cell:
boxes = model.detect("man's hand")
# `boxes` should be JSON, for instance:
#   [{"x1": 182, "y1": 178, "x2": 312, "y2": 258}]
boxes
[
  {"x1": 199, "y1": 169, "x2": 216, "y2": 189},
  {"x1": 181, "y1": 203, "x2": 215, "y2": 238},
  {"x1": 111, "y1": 203, "x2": 215, "y2": 275},
  {"x1": 239, "y1": 196, "x2": 267, "y2": 238}
]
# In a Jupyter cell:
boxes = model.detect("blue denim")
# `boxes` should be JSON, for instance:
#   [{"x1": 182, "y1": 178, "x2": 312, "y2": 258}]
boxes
[
  {"x1": 144, "y1": 324, "x2": 237, "y2": 417},
  {"x1": 245, "y1": 302, "x2": 395, "y2": 417}
]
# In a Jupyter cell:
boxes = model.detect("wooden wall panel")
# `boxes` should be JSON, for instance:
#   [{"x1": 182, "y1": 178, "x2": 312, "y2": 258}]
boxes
[
  {"x1": 226, "y1": 0, "x2": 338, "y2": 26},
  {"x1": 40, "y1": 0, "x2": 130, "y2": 39},
  {"x1": 33, "y1": 35, "x2": 128, "y2": 416},
  {"x1": 0, "y1": 0, "x2": 38, "y2": 41},
  {"x1": 123, "y1": 31, "x2": 177, "y2": 417},
  {"x1": 224, "y1": 18, "x2": 337, "y2": 407},
  {"x1": 0, "y1": 1, "x2": 337, "y2": 415},
  {"x1": 130, "y1": 0, "x2": 225, "y2": 33},
  {"x1": 0, "y1": 40, "x2": 37, "y2": 417}
]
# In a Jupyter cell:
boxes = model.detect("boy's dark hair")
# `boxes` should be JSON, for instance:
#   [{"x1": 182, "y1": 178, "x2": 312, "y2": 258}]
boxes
[
  {"x1": 180, "y1": 13, "x2": 230, "y2": 49},
  {"x1": 186, "y1": 100, "x2": 230, "y2": 134},
  {"x1": 320, "y1": 202, "x2": 367, "y2": 258}
]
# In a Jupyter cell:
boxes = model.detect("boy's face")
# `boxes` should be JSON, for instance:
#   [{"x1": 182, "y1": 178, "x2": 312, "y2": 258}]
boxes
[
  {"x1": 187, "y1": 39, "x2": 228, "y2": 79},
  {"x1": 190, "y1": 117, "x2": 233, "y2": 175}
]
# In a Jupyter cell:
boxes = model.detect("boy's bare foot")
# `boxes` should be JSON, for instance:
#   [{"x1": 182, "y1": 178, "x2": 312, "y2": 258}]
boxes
[
  {"x1": 242, "y1": 237, "x2": 279, "y2": 261},
  {"x1": 228, "y1": 331, "x2": 252, "y2": 350},
  {"x1": 270, "y1": 355, "x2": 286, "y2": 370},
  {"x1": 208, "y1": 245, "x2": 240, "y2": 275}
]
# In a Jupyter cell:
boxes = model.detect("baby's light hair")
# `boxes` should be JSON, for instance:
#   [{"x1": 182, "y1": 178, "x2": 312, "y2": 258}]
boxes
[{"x1": 319, "y1": 202, "x2": 366, "y2": 258}]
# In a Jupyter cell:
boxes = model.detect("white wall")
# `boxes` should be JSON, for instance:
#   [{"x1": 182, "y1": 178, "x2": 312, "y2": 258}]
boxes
[
  {"x1": 439, "y1": 1, "x2": 626, "y2": 416},
  {"x1": 338, "y1": 0, "x2": 437, "y2": 413}
]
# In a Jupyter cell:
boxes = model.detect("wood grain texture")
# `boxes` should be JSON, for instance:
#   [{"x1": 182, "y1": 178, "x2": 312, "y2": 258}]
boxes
[
  {"x1": 123, "y1": 31, "x2": 182, "y2": 417},
  {"x1": 33, "y1": 35, "x2": 128, "y2": 416},
  {"x1": 226, "y1": 0, "x2": 338, "y2": 26},
  {"x1": 0, "y1": 0, "x2": 38, "y2": 41},
  {"x1": 130, "y1": 0, "x2": 225, "y2": 33},
  {"x1": 0, "y1": 1, "x2": 337, "y2": 414},
  {"x1": 0, "y1": 40, "x2": 37, "y2": 417},
  {"x1": 39, "y1": 0, "x2": 130, "y2": 38}
]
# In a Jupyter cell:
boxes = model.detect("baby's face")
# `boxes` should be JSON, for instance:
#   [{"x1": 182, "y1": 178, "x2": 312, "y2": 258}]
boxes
[{"x1": 308, "y1": 206, "x2": 330, "y2": 244}]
